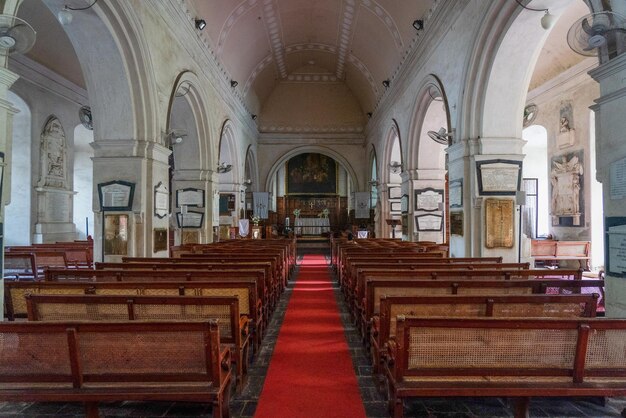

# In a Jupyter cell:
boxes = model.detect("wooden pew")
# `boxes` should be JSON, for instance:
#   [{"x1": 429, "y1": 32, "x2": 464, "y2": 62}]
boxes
[
  {"x1": 531, "y1": 239, "x2": 591, "y2": 270},
  {"x1": 0, "y1": 320, "x2": 231, "y2": 418},
  {"x1": 370, "y1": 293, "x2": 600, "y2": 377},
  {"x1": 3, "y1": 253, "x2": 38, "y2": 280},
  {"x1": 384, "y1": 317, "x2": 626, "y2": 418},
  {"x1": 4, "y1": 280, "x2": 264, "y2": 351},
  {"x1": 361, "y1": 277, "x2": 606, "y2": 342},
  {"x1": 26, "y1": 294, "x2": 250, "y2": 391}
]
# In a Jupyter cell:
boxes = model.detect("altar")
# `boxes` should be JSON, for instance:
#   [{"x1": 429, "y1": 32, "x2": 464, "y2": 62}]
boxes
[{"x1": 294, "y1": 217, "x2": 330, "y2": 235}]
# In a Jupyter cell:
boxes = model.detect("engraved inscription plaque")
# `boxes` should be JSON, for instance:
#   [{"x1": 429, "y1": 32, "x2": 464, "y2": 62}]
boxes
[
  {"x1": 98, "y1": 181, "x2": 135, "y2": 211},
  {"x1": 485, "y1": 198, "x2": 514, "y2": 248},
  {"x1": 415, "y1": 188, "x2": 444, "y2": 211},
  {"x1": 610, "y1": 157, "x2": 626, "y2": 200},
  {"x1": 176, "y1": 188, "x2": 205, "y2": 208},
  {"x1": 608, "y1": 224, "x2": 626, "y2": 276},
  {"x1": 477, "y1": 160, "x2": 522, "y2": 196},
  {"x1": 416, "y1": 214, "x2": 443, "y2": 231}
]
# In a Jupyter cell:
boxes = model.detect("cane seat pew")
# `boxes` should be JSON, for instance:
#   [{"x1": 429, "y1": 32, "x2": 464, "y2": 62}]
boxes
[
  {"x1": 0, "y1": 320, "x2": 232, "y2": 418},
  {"x1": 383, "y1": 317, "x2": 626, "y2": 418},
  {"x1": 4, "y1": 280, "x2": 264, "y2": 351},
  {"x1": 370, "y1": 293, "x2": 600, "y2": 377},
  {"x1": 25, "y1": 294, "x2": 250, "y2": 391}
]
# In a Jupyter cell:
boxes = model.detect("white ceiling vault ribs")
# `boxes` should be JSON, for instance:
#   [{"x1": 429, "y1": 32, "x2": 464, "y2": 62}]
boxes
[
  {"x1": 347, "y1": 54, "x2": 379, "y2": 96},
  {"x1": 335, "y1": 0, "x2": 359, "y2": 79},
  {"x1": 360, "y1": 0, "x2": 403, "y2": 51},
  {"x1": 216, "y1": 0, "x2": 260, "y2": 56},
  {"x1": 244, "y1": 55, "x2": 274, "y2": 95},
  {"x1": 261, "y1": 0, "x2": 288, "y2": 79}
]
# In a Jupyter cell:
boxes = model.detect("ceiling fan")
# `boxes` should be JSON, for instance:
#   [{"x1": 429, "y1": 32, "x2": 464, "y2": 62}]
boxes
[
  {"x1": 567, "y1": 11, "x2": 626, "y2": 57},
  {"x1": 166, "y1": 129, "x2": 187, "y2": 146},
  {"x1": 78, "y1": 106, "x2": 93, "y2": 130},
  {"x1": 427, "y1": 127, "x2": 452, "y2": 145},
  {"x1": 0, "y1": 14, "x2": 36, "y2": 56}
]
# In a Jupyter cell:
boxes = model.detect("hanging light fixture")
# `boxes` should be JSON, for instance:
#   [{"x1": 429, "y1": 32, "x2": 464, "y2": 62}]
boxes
[
  {"x1": 57, "y1": 0, "x2": 98, "y2": 26},
  {"x1": 513, "y1": 0, "x2": 556, "y2": 30}
]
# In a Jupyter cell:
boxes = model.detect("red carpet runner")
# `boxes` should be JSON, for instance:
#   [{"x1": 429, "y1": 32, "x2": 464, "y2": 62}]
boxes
[{"x1": 254, "y1": 254, "x2": 367, "y2": 418}]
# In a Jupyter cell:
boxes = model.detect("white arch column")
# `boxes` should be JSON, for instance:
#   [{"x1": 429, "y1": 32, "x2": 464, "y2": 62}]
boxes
[
  {"x1": 590, "y1": 53, "x2": 626, "y2": 317},
  {"x1": 91, "y1": 140, "x2": 171, "y2": 261}
]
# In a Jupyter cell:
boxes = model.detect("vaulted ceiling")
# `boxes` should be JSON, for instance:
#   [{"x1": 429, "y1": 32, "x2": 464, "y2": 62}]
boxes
[{"x1": 190, "y1": 0, "x2": 436, "y2": 121}]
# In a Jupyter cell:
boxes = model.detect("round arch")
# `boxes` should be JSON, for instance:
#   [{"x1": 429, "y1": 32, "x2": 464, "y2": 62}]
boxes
[
  {"x1": 460, "y1": 0, "x2": 581, "y2": 142},
  {"x1": 244, "y1": 145, "x2": 259, "y2": 189},
  {"x1": 264, "y1": 146, "x2": 360, "y2": 193},
  {"x1": 407, "y1": 75, "x2": 451, "y2": 171},
  {"x1": 166, "y1": 71, "x2": 212, "y2": 172},
  {"x1": 381, "y1": 119, "x2": 403, "y2": 184},
  {"x1": 217, "y1": 120, "x2": 241, "y2": 184}
]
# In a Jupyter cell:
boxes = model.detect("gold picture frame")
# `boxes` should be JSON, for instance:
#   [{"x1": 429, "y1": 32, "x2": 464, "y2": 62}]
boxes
[
  {"x1": 104, "y1": 214, "x2": 129, "y2": 255},
  {"x1": 153, "y1": 228, "x2": 168, "y2": 253},
  {"x1": 485, "y1": 198, "x2": 514, "y2": 248}
]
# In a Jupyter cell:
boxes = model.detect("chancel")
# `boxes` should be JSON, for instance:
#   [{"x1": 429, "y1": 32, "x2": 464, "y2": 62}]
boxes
[{"x1": 1, "y1": 0, "x2": 626, "y2": 417}]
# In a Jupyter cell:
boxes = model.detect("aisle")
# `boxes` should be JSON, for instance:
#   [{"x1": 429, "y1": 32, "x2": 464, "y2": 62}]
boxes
[{"x1": 254, "y1": 254, "x2": 367, "y2": 418}]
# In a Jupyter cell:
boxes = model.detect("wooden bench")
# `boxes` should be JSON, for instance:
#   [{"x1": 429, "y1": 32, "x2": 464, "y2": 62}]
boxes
[
  {"x1": 3, "y1": 253, "x2": 38, "y2": 280},
  {"x1": 531, "y1": 239, "x2": 591, "y2": 270},
  {"x1": 384, "y1": 317, "x2": 626, "y2": 418},
  {"x1": 4, "y1": 280, "x2": 264, "y2": 351},
  {"x1": 25, "y1": 294, "x2": 250, "y2": 391},
  {"x1": 0, "y1": 320, "x2": 232, "y2": 418},
  {"x1": 361, "y1": 277, "x2": 605, "y2": 343},
  {"x1": 370, "y1": 294, "x2": 600, "y2": 378}
]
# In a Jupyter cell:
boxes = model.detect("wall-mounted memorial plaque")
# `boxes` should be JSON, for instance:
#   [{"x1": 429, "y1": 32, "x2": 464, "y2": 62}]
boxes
[
  {"x1": 176, "y1": 188, "x2": 205, "y2": 208},
  {"x1": 449, "y1": 180, "x2": 462, "y2": 208},
  {"x1": 98, "y1": 181, "x2": 135, "y2": 211},
  {"x1": 154, "y1": 182, "x2": 169, "y2": 219},
  {"x1": 388, "y1": 186, "x2": 402, "y2": 199},
  {"x1": 390, "y1": 202, "x2": 402, "y2": 212},
  {"x1": 153, "y1": 228, "x2": 167, "y2": 253},
  {"x1": 401, "y1": 194, "x2": 409, "y2": 213},
  {"x1": 610, "y1": 157, "x2": 626, "y2": 200},
  {"x1": 415, "y1": 188, "x2": 444, "y2": 211},
  {"x1": 476, "y1": 160, "x2": 522, "y2": 196},
  {"x1": 606, "y1": 217, "x2": 626, "y2": 277},
  {"x1": 415, "y1": 214, "x2": 443, "y2": 231},
  {"x1": 182, "y1": 230, "x2": 199, "y2": 245},
  {"x1": 485, "y1": 198, "x2": 514, "y2": 248},
  {"x1": 450, "y1": 211, "x2": 463, "y2": 236},
  {"x1": 176, "y1": 210, "x2": 205, "y2": 228},
  {"x1": 104, "y1": 214, "x2": 129, "y2": 255}
]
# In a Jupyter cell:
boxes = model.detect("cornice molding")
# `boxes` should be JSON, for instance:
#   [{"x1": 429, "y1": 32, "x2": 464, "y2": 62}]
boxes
[
  {"x1": 258, "y1": 133, "x2": 364, "y2": 146},
  {"x1": 8, "y1": 56, "x2": 88, "y2": 105},
  {"x1": 526, "y1": 58, "x2": 598, "y2": 105}
]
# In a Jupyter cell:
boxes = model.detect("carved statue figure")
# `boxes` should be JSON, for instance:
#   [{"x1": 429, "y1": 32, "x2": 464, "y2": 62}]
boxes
[
  {"x1": 550, "y1": 155, "x2": 583, "y2": 216},
  {"x1": 560, "y1": 117, "x2": 571, "y2": 133}
]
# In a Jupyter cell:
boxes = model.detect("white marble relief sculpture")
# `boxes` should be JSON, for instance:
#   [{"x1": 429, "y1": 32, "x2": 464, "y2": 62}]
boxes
[
  {"x1": 39, "y1": 117, "x2": 67, "y2": 189},
  {"x1": 550, "y1": 154, "x2": 583, "y2": 226}
]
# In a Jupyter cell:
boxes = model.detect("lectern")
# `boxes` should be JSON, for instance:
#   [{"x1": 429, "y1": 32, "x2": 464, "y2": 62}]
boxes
[{"x1": 386, "y1": 218, "x2": 401, "y2": 239}]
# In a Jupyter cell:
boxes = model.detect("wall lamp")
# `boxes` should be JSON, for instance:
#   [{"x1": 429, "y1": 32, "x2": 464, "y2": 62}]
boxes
[
  {"x1": 389, "y1": 161, "x2": 403, "y2": 174},
  {"x1": 58, "y1": 0, "x2": 98, "y2": 25},
  {"x1": 195, "y1": 19, "x2": 207, "y2": 30},
  {"x1": 251, "y1": 114, "x2": 257, "y2": 120},
  {"x1": 412, "y1": 19, "x2": 424, "y2": 31},
  {"x1": 382, "y1": 79, "x2": 390, "y2": 88},
  {"x1": 230, "y1": 80, "x2": 238, "y2": 88},
  {"x1": 367, "y1": 112, "x2": 373, "y2": 118},
  {"x1": 513, "y1": 0, "x2": 555, "y2": 30}
]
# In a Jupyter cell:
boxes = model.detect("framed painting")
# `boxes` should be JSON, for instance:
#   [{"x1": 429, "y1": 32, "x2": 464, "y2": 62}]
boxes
[
  {"x1": 286, "y1": 153, "x2": 337, "y2": 195},
  {"x1": 153, "y1": 228, "x2": 168, "y2": 253},
  {"x1": 104, "y1": 214, "x2": 129, "y2": 256}
]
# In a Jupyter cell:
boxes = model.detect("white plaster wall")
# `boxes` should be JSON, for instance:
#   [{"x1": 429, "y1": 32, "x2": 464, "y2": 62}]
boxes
[
  {"x1": 5, "y1": 91, "x2": 31, "y2": 245},
  {"x1": 73, "y1": 125, "x2": 94, "y2": 240},
  {"x1": 522, "y1": 125, "x2": 549, "y2": 237}
]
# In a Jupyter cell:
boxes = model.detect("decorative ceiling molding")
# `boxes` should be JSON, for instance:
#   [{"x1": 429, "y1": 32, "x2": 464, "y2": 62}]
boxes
[
  {"x1": 261, "y1": 0, "x2": 288, "y2": 79},
  {"x1": 360, "y1": 0, "x2": 403, "y2": 51},
  {"x1": 286, "y1": 73, "x2": 339, "y2": 83},
  {"x1": 216, "y1": 0, "x2": 260, "y2": 56},
  {"x1": 347, "y1": 54, "x2": 379, "y2": 96},
  {"x1": 259, "y1": 124, "x2": 364, "y2": 134},
  {"x1": 285, "y1": 43, "x2": 337, "y2": 55},
  {"x1": 336, "y1": 0, "x2": 359, "y2": 79},
  {"x1": 243, "y1": 55, "x2": 274, "y2": 95}
]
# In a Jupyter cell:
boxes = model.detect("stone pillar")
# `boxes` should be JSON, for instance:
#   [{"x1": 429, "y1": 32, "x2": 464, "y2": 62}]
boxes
[
  {"x1": 0, "y1": 66, "x2": 19, "y2": 321},
  {"x1": 91, "y1": 140, "x2": 171, "y2": 262},
  {"x1": 589, "y1": 53, "x2": 626, "y2": 317},
  {"x1": 450, "y1": 137, "x2": 526, "y2": 262},
  {"x1": 447, "y1": 139, "x2": 472, "y2": 257},
  {"x1": 171, "y1": 168, "x2": 216, "y2": 245}
]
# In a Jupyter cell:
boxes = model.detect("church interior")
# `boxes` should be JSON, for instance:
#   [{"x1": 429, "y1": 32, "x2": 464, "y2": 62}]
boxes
[{"x1": 1, "y1": 0, "x2": 626, "y2": 417}]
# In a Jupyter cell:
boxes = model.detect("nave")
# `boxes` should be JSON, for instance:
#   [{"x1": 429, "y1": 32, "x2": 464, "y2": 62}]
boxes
[{"x1": 2, "y1": 246, "x2": 626, "y2": 418}]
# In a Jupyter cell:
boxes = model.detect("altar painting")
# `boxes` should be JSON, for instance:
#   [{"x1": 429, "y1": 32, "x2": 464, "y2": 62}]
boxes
[{"x1": 287, "y1": 153, "x2": 337, "y2": 195}]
